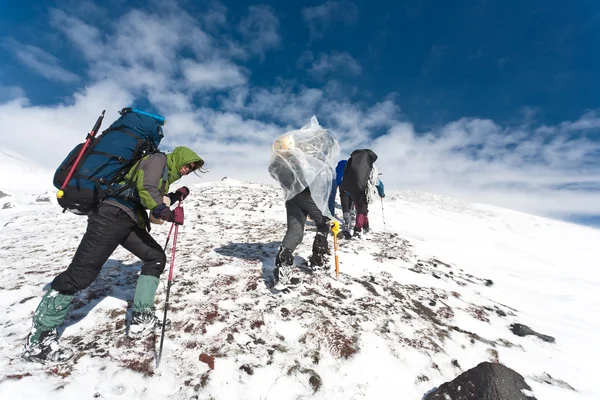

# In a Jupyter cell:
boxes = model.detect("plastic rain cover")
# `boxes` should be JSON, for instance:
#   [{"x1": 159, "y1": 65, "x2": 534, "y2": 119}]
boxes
[{"x1": 268, "y1": 116, "x2": 340, "y2": 217}]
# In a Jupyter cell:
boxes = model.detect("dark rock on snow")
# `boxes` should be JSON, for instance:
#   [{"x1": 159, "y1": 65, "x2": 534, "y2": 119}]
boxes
[
  {"x1": 510, "y1": 323, "x2": 555, "y2": 343},
  {"x1": 36, "y1": 193, "x2": 52, "y2": 203},
  {"x1": 424, "y1": 362, "x2": 536, "y2": 400}
]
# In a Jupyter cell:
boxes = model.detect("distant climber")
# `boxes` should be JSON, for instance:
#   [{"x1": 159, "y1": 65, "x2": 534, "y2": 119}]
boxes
[{"x1": 339, "y1": 149, "x2": 385, "y2": 238}]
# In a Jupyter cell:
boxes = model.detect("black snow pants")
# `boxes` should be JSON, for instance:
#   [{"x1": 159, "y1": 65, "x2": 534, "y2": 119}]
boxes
[
  {"x1": 282, "y1": 188, "x2": 330, "y2": 252},
  {"x1": 339, "y1": 188, "x2": 354, "y2": 213},
  {"x1": 349, "y1": 191, "x2": 368, "y2": 215},
  {"x1": 51, "y1": 203, "x2": 166, "y2": 295}
]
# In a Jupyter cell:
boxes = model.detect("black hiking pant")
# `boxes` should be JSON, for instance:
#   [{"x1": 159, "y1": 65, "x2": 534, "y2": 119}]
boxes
[
  {"x1": 349, "y1": 191, "x2": 368, "y2": 215},
  {"x1": 349, "y1": 191, "x2": 369, "y2": 230},
  {"x1": 282, "y1": 188, "x2": 330, "y2": 252},
  {"x1": 339, "y1": 188, "x2": 354, "y2": 213},
  {"x1": 51, "y1": 203, "x2": 166, "y2": 295}
]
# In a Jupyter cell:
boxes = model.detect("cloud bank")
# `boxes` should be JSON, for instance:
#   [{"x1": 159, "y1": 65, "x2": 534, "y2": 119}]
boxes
[{"x1": 1, "y1": 2, "x2": 599, "y2": 224}]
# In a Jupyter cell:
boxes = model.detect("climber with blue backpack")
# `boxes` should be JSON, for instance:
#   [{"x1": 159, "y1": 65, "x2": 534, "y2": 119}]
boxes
[
  {"x1": 22, "y1": 108, "x2": 204, "y2": 363},
  {"x1": 334, "y1": 159, "x2": 356, "y2": 239}
]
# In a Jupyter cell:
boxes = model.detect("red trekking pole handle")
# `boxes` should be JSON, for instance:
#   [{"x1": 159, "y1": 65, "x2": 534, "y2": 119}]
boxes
[{"x1": 57, "y1": 110, "x2": 105, "y2": 197}]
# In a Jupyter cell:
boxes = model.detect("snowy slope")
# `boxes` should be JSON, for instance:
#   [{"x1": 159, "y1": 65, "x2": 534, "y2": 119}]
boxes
[
  {"x1": 0, "y1": 177, "x2": 599, "y2": 399},
  {"x1": 0, "y1": 149, "x2": 55, "y2": 208}
]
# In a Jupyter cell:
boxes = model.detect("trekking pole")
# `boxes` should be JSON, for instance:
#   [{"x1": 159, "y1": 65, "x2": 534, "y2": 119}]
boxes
[
  {"x1": 330, "y1": 221, "x2": 340, "y2": 278},
  {"x1": 157, "y1": 203, "x2": 182, "y2": 367},
  {"x1": 163, "y1": 221, "x2": 175, "y2": 251},
  {"x1": 380, "y1": 198, "x2": 386, "y2": 232},
  {"x1": 56, "y1": 110, "x2": 105, "y2": 200}
]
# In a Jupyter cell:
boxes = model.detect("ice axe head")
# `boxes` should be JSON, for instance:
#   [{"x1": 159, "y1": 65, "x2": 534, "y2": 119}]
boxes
[{"x1": 330, "y1": 220, "x2": 340, "y2": 235}]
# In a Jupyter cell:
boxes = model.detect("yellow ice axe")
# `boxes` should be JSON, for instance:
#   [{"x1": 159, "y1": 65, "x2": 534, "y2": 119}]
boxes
[{"x1": 330, "y1": 220, "x2": 340, "y2": 278}]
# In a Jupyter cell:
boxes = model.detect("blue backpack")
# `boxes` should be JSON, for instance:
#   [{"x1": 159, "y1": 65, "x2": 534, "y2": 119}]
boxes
[{"x1": 53, "y1": 108, "x2": 165, "y2": 215}]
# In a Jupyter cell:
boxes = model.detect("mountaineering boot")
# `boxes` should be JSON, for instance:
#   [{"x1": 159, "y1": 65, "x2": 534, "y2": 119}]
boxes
[
  {"x1": 342, "y1": 212, "x2": 352, "y2": 232},
  {"x1": 23, "y1": 289, "x2": 75, "y2": 363},
  {"x1": 129, "y1": 275, "x2": 170, "y2": 337},
  {"x1": 274, "y1": 247, "x2": 294, "y2": 286},
  {"x1": 129, "y1": 307, "x2": 171, "y2": 338},
  {"x1": 354, "y1": 213, "x2": 366, "y2": 238},
  {"x1": 275, "y1": 247, "x2": 294, "y2": 268},
  {"x1": 309, "y1": 232, "x2": 329, "y2": 268},
  {"x1": 23, "y1": 328, "x2": 74, "y2": 363},
  {"x1": 363, "y1": 216, "x2": 370, "y2": 234}
]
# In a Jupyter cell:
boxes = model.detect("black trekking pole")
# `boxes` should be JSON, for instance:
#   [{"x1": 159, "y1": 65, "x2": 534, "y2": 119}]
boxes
[
  {"x1": 157, "y1": 204, "x2": 182, "y2": 367},
  {"x1": 380, "y1": 198, "x2": 386, "y2": 232},
  {"x1": 163, "y1": 220, "x2": 175, "y2": 251}
]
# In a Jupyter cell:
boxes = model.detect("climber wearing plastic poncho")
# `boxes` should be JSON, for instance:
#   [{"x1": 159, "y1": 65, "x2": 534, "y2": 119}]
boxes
[{"x1": 268, "y1": 116, "x2": 340, "y2": 286}]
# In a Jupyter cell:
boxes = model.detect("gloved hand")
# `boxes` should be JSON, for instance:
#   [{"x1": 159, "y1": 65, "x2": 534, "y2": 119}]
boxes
[
  {"x1": 151, "y1": 203, "x2": 170, "y2": 220},
  {"x1": 381, "y1": 194, "x2": 385, "y2": 199},
  {"x1": 168, "y1": 206, "x2": 184, "y2": 225},
  {"x1": 168, "y1": 186, "x2": 190, "y2": 204},
  {"x1": 175, "y1": 186, "x2": 190, "y2": 201}
]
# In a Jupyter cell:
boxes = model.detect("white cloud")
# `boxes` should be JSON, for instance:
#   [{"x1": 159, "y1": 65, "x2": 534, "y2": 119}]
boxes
[
  {"x1": 238, "y1": 85, "x2": 325, "y2": 126},
  {"x1": 0, "y1": 81, "x2": 132, "y2": 166},
  {"x1": 182, "y1": 60, "x2": 247, "y2": 90},
  {"x1": 560, "y1": 111, "x2": 600, "y2": 131},
  {"x1": 1, "y1": 3, "x2": 599, "y2": 224},
  {"x1": 302, "y1": 1, "x2": 358, "y2": 40},
  {"x1": 370, "y1": 117, "x2": 600, "y2": 218},
  {"x1": 238, "y1": 5, "x2": 281, "y2": 58},
  {"x1": 201, "y1": 3, "x2": 228, "y2": 31},
  {"x1": 0, "y1": 85, "x2": 25, "y2": 103},
  {"x1": 304, "y1": 51, "x2": 362, "y2": 77},
  {"x1": 3, "y1": 38, "x2": 79, "y2": 83}
]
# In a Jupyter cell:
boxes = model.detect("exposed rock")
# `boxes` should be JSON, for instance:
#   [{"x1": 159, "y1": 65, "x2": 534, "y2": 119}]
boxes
[
  {"x1": 530, "y1": 372, "x2": 576, "y2": 391},
  {"x1": 2, "y1": 202, "x2": 14, "y2": 209},
  {"x1": 510, "y1": 323, "x2": 555, "y2": 343},
  {"x1": 199, "y1": 353, "x2": 215, "y2": 370},
  {"x1": 239, "y1": 364, "x2": 253, "y2": 375},
  {"x1": 424, "y1": 362, "x2": 537, "y2": 400},
  {"x1": 0, "y1": 190, "x2": 8, "y2": 199},
  {"x1": 35, "y1": 192, "x2": 52, "y2": 203}
]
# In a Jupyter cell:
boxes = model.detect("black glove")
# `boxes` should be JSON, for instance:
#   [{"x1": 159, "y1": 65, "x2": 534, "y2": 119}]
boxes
[{"x1": 168, "y1": 186, "x2": 190, "y2": 204}]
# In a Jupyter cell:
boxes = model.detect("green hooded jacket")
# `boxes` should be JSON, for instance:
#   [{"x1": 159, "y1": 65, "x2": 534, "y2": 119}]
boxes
[{"x1": 104, "y1": 146, "x2": 203, "y2": 227}]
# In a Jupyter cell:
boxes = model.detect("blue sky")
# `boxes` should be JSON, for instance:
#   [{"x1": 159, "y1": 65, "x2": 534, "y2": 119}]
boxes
[{"x1": 1, "y1": 0, "x2": 599, "y2": 226}]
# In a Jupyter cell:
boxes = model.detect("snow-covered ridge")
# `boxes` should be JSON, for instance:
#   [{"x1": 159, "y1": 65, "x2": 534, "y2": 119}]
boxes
[
  {"x1": 0, "y1": 179, "x2": 598, "y2": 399},
  {"x1": 0, "y1": 149, "x2": 55, "y2": 208}
]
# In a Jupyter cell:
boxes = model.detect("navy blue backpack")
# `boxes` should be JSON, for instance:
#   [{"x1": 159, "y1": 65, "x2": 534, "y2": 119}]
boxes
[{"x1": 53, "y1": 108, "x2": 165, "y2": 215}]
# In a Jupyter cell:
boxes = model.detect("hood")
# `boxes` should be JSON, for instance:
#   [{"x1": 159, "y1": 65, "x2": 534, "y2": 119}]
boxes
[
  {"x1": 166, "y1": 146, "x2": 204, "y2": 182},
  {"x1": 350, "y1": 149, "x2": 378, "y2": 164}
]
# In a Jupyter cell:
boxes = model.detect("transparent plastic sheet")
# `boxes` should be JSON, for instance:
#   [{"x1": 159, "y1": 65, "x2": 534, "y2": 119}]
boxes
[
  {"x1": 366, "y1": 164, "x2": 380, "y2": 204},
  {"x1": 268, "y1": 116, "x2": 340, "y2": 217}
]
